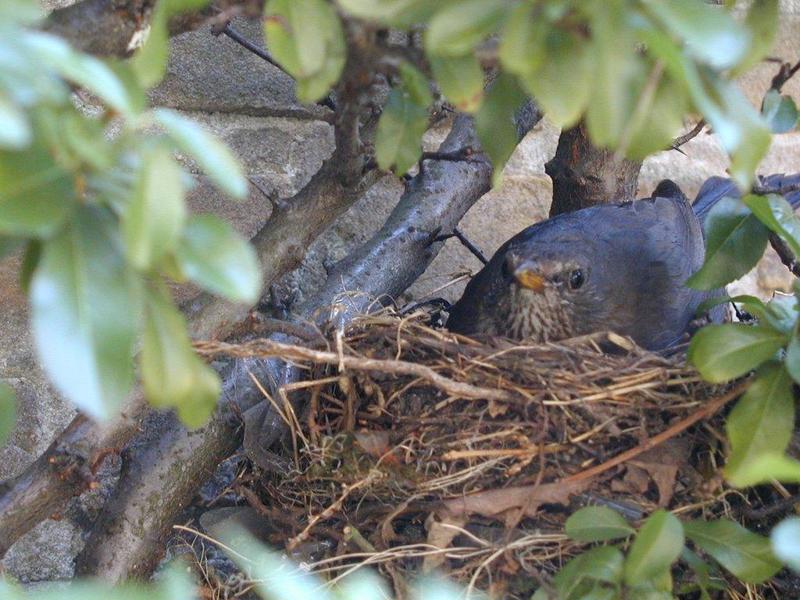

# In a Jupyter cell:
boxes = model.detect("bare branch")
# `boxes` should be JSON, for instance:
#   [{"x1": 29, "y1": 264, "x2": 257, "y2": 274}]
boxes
[{"x1": 670, "y1": 120, "x2": 706, "y2": 151}]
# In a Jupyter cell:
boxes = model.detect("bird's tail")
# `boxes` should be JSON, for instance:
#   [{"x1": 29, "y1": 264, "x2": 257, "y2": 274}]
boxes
[{"x1": 691, "y1": 173, "x2": 800, "y2": 222}]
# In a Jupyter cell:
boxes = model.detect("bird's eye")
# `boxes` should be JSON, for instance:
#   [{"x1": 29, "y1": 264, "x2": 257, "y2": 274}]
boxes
[{"x1": 569, "y1": 269, "x2": 585, "y2": 290}]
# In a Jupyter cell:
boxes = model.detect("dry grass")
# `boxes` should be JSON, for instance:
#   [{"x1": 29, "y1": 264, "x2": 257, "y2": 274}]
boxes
[{"x1": 195, "y1": 309, "x2": 790, "y2": 599}]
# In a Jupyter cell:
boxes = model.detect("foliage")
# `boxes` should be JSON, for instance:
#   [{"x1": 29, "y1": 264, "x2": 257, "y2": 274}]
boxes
[
  {"x1": 323, "y1": 0, "x2": 782, "y2": 187},
  {"x1": 535, "y1": 506, "x2": 782, "y2": 599},
  {"x1": 0, "y1": 1, "x2": 260, "y2": 426}
]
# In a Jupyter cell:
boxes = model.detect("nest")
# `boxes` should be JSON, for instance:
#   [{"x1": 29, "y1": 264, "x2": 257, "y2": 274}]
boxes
[{"x1": 196, "y1": 309, "x2": 784, "y2": 599}]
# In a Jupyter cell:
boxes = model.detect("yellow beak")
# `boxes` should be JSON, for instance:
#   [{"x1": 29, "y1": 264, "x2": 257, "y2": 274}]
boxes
[{"x1": 514, "y1": 269, "x2": 546, "y2": 292}]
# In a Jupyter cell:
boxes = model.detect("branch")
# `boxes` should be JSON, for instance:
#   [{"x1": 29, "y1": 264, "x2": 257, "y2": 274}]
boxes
[
  {"x1": 670, "y1": 119, "x2": 706, "y2": 151},
  {"x1": 545, "y1": 122, "x2": 642, "y2": 217},
  {"x1": 73, "y1": 110, "x2": 541, "y2": 581},
  {"x1": 770, "y1": 57, "x2": 800, "y2": 93}
]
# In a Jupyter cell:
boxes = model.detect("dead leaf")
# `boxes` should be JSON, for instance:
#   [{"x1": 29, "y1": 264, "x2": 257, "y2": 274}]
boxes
[
  {"x1": 423, "y1": 512, "x2": 467, "y2": 573},
  {"x1": 628, "y1": 437, "x2": 690, "y2": 506},
  {"x1": 354, "y1": 429, "x2": 391, "y2": 459}
]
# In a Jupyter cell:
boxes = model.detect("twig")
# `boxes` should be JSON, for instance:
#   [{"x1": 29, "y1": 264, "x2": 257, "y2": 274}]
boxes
[
  {"x1": 768, "y1": 233, "x2": 800, "y2": 278},
  {"x1": 670, "y1": 120, "x2": 705, "y2": 151},
  {"x1": 563, "y1": 381, "x2": 749, "y2": 484},
  {"x1": 770, "y1": 57, "x2": 800, "y2": 93},
  {"x1": 194, "y1": 338, "x2": 516, "y2": 403},
  {"x1": 434, "y1": 227, "x2": 489, "y2": 265}
]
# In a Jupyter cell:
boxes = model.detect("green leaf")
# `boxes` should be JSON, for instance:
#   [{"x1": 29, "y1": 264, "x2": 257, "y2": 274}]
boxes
[
  {"x1": 688, "y1": 324, "x2": 785, "y2": 383},
  {"x1": 565, "y1": 506, "x2": 635, "y2": 542},
  {"x1": 425, "y1": 0, "x2": 510, "y2": 56},
  {"x1": 30, "y1": 207, "x2": 140, "y2": 420},
  {"x1": 336, "y1": 0, "x2": 437, "y2": 28},
  {"x1": 745, "y1": 193, "x2": 800, "y2": 259},
  {"x1": 0, "y1": 0, "x2": 44, "y2": 24},
  {"x1": 0, "y1": 137, "x2": 75, "y2": 237},
  {"x1": 681, "y1": 547, "x2": 721, "y2": 600},
  {"x1": 23, "y1": 31, "x2": 140, "y2": 118},
  {"x1": 154, "y1": 108, "x2": 247, "y2": 199},
  {"x1": 498, "y1": 3, "x2": 547, "y2": 77},
  {"x1": 375, "y1": 63, "x2": 431, "y2": 175},
  {"x1": 735, "y1": 0, "x2": 779, "y2": 75},
  {"x1": 219, "y1": 524, "x2": 334, "y2": 600},
  {"x1": 175, "y1": 215, "x2": 262, "y2": 303},
  {"x1": 762, "y1": 293, "x2": 798, "y2": 334},
  {"x1": 642, "y1": 0, "x2": 750, "y2": 70},
  {"x1": 0, "y1": 91, "x2": 30, "y2": 149},
  {"x1": 761, "y1": 89, "x2": 798, "y2": 134},
  {"x1": 555, "y1": 546, "x2": 624, "y2": 600},
  {"x1": 264, "y1": 0, "x2": 334, "y2": 78},
  {"x1": 686, "y1": 197, "x2": 769, "y2": 290},
  {"x1": 0, "y1": 380, "x2": 17, "y2": 445},
  {"x1": 728, "y1": 452, "x2": 800, "y2": 487},
  {"x1": 293, "y1": 0, "x2": 346, "y2": 103},
  {"x1": 626, "y1": 72, "x2": 689, "y2": 161},
  {"x1": 122, "y1": 145, "x2": 186, "y2": 271},
  {"x1": 786, "y1": 324, "x2": 800, "y2": 384},
  {"x1": 585, "y1": 6, "x2": 643, "y2": 148},
  {"x1": 684, "y1": 519, "x2": 781, "y2": 583},
  {"x1": 518, "y1": 29, "x2": 592, "y2": 128},
  {"x1": 624, "y1": 510, "x2": 684, "y2": 586},
  {"x1": 475, "y1": 73, "x2": 526, "y2": 186},
  {"x1": 19, "y1": 239, "x2": 41, "y2": 294},
  {"x1": 131, "y1": 0, "x2": 210, "y2": 88},
  {"x1": 141, "y1": 283, "x2": 219, "y2": 428},
  {"x1": 772, "y1": 517, "x2": 800, "y2": 572},
  {"x1": 429, "y1": 54, "x2": 483, "y2": 113},
  {"x1": 725, "y1": 362, "x2": 794, "y2": 480}
]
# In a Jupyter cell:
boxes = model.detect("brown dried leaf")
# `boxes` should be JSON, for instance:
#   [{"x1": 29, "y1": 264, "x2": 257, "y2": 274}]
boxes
[{"x1": 423, "y1": 512, "x2": 467, "y2": 573}]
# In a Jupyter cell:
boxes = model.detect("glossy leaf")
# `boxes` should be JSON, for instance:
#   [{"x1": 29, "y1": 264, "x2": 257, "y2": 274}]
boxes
[
  {"x1": 626, "y1": 72, "x2": 689, "y2": 161},
  {"x1": 761, "y1": 89, "x2": 798, "y2": 134},
  {"x1": 518, "y1": 29, "x2": 592, "y2": 128},
  {"x1": 744, "y1": 193, "x2": 800, "y2": 258},
  {"x1": 643, "y1": 0, "x2": 750, "y2": 70},
  {"x1": 772, "y1": 517, "x2": 800, "y2": 572},
  {"x1": 336, "y1": 0, "x2": 437, "y2": 28},
  {"x1": 429, "y1": 55, "x2": 483, "y2": 113},
  {"x1": 762, "y1": 293, "x2": 798, "y2": 334},
  {"x1": 736, "y1": 0, "x2": 779, "y2": 75},
  {"x1": 425, "y1": 0, "x2": 510, "y2": 56},
  {"x1": 686, "y1": 197, "x2": 769, "y2": 290},
  {"x1": 0, "y1": 380, "x2": 16, "y2": 445},
  {"x1": 0, "y1": 91, "x2": 30, "y2": 149},
  {"x1": 725, "y1": 362, "x2": 794, "y2": 480},
  {"x1": 727, "y1": 452, "x2": 800, "y2": 487},
  {"x1": 0, "y1": 0, "x2": 43, "y2": 24},
  {"x1": 122, "y1": 145, "x2": 186, "y2": 270},
  {"x1": 30, "y1": 207, "x2": 140, "y2": 420},
  {"x1": 688, "y1": 324, "x2": 785, "y2": 383},
  {"x1": 624, "y1": 510, "x2": 684, "y2": 586},
  {"x1": 131, "y1": 0, "x2": 210, "y2": 88},
  {"x1": 375, "y1": 63, "x2": 431, "y2": 175},
  {"x1": 585, "y1": 6, "x2": 642, "y2": 148},
  {"x1": 141, "y1": 283, "x2": 219, "y2": 428},
  {"x1": 0, "y1": 138, "x2": 75, "y2": 236},
  {"x1": 175, "y1": 214, "x2": 262, "y2": 303},
  {"x1": 264, "y1": 0, "x2": 332, "y2": 78},
  {"x1": 684, "y1": 519, "x2": 781, "y2": 583},
  {"x1": 499, "y1": 3, "x2": 547, "y2": 77},
  {"x1": 475, "y1": 73, "x2": 526, "y2": 186},
  {"x1": 154, "y1": 108, "x2": 247, "y2": 199},
  {"x1": 565, "y1": 506, "x2": 635, "y2": 542},
  {"x1": 23, "y1": 31, "x2": 140, "y2": 117},
  {"x1": 555, "y1": 546, "x2": 624, "y2": 600}
]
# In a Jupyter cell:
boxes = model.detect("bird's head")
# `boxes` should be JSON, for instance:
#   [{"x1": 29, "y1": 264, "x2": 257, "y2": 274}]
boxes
[{"x1": 502, "y1": 250, "x2": 589, "y2": 296}]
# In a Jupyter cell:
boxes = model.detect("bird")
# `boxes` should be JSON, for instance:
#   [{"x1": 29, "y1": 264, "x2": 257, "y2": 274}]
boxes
[{"x1": 446, "y1": 174, "x2": 800, "y2": 350}]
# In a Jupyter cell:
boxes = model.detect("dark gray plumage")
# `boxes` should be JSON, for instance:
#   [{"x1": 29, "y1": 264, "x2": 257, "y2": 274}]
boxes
[{"x1": 447, "y1": 174, "x2": 800, "y2": 350}]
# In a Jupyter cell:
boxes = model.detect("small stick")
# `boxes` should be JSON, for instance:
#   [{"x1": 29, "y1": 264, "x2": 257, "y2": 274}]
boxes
[
  {"x1": 563, "y1": 381, "x2": 749, "y2": 484},
  {"x1": 434, "y1": 227, "x2": 489, "y2": 265}
]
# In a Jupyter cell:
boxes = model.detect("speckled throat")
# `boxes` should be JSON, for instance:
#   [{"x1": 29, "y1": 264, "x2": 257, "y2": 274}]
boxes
[{"x1": 502, "y1": 285, "x2": 576, "y2": 342}]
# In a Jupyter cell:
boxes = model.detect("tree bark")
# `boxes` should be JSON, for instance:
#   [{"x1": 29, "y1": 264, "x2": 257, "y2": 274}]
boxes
[{"x1": 545, "y1": 122, "x2": 642, "y2": 216}]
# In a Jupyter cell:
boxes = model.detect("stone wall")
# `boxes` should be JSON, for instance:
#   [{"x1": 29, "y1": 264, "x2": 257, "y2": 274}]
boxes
[{"x1": 1, "y1": 0, "x2": 799, "y2": 580}]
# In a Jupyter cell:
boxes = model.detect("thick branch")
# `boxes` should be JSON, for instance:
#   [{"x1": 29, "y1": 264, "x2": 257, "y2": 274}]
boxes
[
  {"x1": 73, "y1": 110, "x2": 541, "y2": 582},
  {"x1": 545, "y1": 122, "x2": 642, "y2": 216}
]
